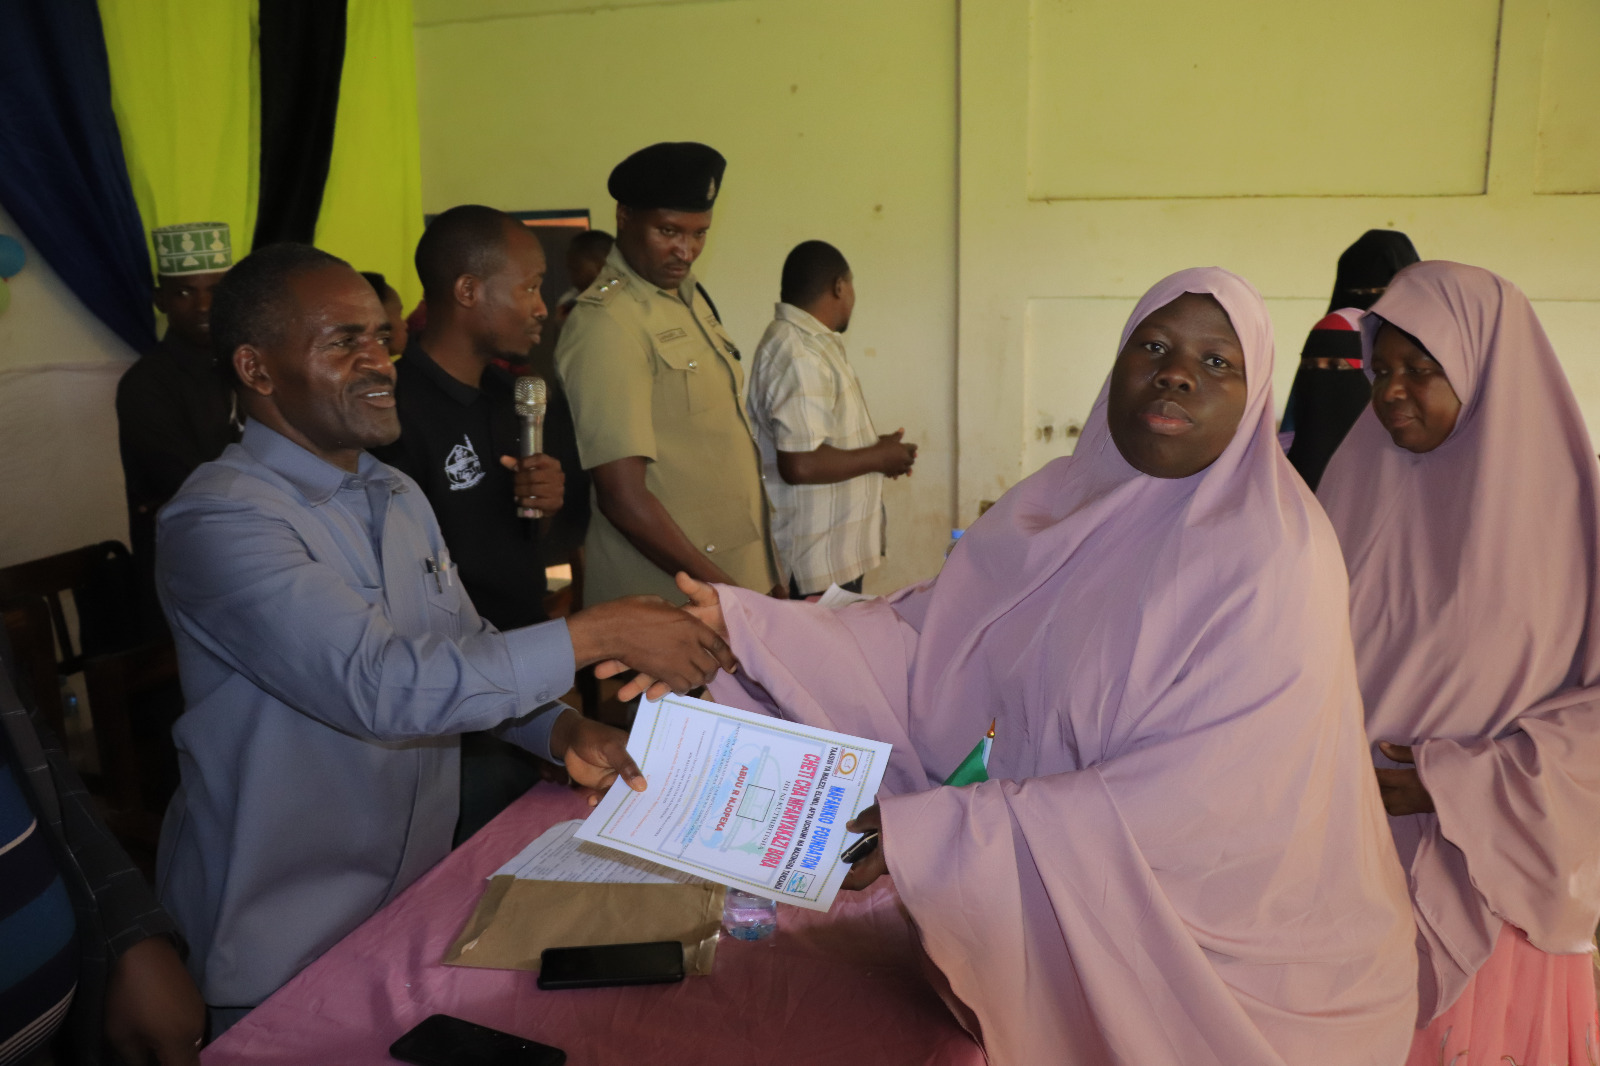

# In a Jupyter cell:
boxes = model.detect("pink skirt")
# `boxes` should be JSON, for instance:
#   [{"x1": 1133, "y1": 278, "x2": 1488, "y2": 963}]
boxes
[{"x1": 1406, "y1": 922, "x2": 1598, "y2": 1066}]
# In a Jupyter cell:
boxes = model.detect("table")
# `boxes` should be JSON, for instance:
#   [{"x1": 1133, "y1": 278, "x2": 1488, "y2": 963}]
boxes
[{"x1": 202, "y1": 786, "x2": 984, "y2": 1065}]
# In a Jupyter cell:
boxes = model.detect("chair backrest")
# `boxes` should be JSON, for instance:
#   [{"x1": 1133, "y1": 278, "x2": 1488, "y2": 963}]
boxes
[
  {"x1": 81, "y1": 638, "x2": 180, "y2": 827},
  {"x1": 0, "y1": 541, "x2": 137, "y2": 737}
]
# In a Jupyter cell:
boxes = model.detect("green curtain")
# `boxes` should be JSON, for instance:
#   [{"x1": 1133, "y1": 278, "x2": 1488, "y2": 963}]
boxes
[
  {"x1": 97, "y1": 0, "x2": 260, "y2": 275},
  {"x1": 315, "y1": 0, "x2": 424, "y2": 313}
]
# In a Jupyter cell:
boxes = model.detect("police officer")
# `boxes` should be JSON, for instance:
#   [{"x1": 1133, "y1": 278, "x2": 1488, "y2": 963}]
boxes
[{"x1": 555, "y1": 142, "x2": 781, "y2": 605}]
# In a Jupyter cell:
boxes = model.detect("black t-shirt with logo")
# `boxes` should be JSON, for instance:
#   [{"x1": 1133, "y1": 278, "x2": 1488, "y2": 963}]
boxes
[{"x1": 371, "y1": 342, "x2": 548, "y2": 631}]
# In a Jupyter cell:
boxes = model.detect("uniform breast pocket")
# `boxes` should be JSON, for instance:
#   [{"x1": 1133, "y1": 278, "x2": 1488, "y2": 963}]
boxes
[
  {"x1": 676, "y1": 498, "x2": 763, "y2": 559},
  {"x1": 653, "y1": 334, "x2": 722, "y2": 416}
]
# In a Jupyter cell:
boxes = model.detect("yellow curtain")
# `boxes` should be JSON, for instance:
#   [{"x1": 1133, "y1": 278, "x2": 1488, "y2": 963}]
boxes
[
  {"x1": 97, "y1": 0, "x2": 260, "y2": 275},
  {"x1": 315, "y1": 0, "x2": 424, "y2": 313}
]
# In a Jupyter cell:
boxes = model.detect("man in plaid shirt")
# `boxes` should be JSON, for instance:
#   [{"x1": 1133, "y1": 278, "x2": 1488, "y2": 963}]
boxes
[{"x1": 747, "y1": 242, "x2": 917, "y2": 598}]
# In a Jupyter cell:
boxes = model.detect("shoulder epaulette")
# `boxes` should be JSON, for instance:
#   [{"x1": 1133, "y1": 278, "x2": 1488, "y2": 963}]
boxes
[{"x1": 579, "y1": 275, "x2": 626, "y2": 305}]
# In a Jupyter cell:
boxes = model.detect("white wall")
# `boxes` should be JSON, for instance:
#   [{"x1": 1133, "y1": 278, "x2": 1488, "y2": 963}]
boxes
[
  {"x1": 958, "y1": 0, "x2": 1600, "y2": 513},
  {"x1": 0, "y1": 204, "x2": 134, "y2": 568},
  {"x1": 414, "y1": 0, "x2": 959, "y2": 593}
]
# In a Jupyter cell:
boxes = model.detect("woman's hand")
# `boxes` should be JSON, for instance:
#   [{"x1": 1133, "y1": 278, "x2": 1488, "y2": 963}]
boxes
[
  {"x1": 1374, "y1": 741, "x2": 1435, "y2": 816},
  {"x1": 841, "y1": 805, "x2": 888, "y2": 891},
  {"x1": 676, "y1": 571, "x2": 728, "y2": 639},
  {"x1": 596, "y1": 658, "x2": 674, "y2": 704}
]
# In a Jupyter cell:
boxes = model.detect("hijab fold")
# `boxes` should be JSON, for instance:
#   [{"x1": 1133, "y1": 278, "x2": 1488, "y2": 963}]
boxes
[
  {"x1": 1319, "y1": 260, "x2": 1600, "y2": 1022},
  {"x1": 712, "y1": 268, "x2": 1416, "y2": 1065}
]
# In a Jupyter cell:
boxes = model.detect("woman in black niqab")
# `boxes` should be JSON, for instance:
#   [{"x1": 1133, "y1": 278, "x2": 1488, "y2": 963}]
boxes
[{"x1": 1284, "y1": 229, "x2": 1421, "y2": 489}]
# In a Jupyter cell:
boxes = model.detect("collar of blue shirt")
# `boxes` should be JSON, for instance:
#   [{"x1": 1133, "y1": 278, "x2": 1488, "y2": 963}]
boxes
[{"x1": 239, "y1": 419, "x2": 405, "y2": 506}]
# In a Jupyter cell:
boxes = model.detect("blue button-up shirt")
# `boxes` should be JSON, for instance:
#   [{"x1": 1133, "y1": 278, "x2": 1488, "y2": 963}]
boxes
[{"x1": 154, "y1": 421, "x2": 574, "y2": 1007}]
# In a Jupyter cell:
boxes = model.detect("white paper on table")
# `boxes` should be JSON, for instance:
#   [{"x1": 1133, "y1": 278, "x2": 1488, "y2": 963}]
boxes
[
  {"x1": 489, "y1": 819, "x2": 703, "y2": 885},
  {"x1": 816, "y1": 583, "x2": 874, "y2": 609},
  {"x1": 575, "y1": 692, "x2": 891, "y2": 913}
]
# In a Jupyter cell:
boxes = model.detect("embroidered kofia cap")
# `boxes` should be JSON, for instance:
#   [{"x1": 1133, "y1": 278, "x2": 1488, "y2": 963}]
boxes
[
  {"x1": 607, "y1": 142, "x2": 726, "y2": 212},
  {"x1": 153, "y1": 222, "x2": 233, "y2": 276}
]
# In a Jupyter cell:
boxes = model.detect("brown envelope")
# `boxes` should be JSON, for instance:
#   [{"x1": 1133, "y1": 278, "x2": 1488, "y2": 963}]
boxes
[{"x1": 443, "y1": 877, "x2": 726, "y2": 976}]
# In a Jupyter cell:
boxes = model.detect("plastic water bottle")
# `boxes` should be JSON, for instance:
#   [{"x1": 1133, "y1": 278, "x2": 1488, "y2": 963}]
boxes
[{"x1": 721, "y1": 889, "x2": 778, "y2": 941}]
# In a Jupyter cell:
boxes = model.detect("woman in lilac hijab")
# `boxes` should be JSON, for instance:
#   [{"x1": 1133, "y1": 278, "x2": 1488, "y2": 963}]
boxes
[
  {"x1": 1318, "y1": 261, "x2": 1600, "y2": 1064},
  {"x1": 620, "y1": 268, "x2": 1417, "y2": 1064}
]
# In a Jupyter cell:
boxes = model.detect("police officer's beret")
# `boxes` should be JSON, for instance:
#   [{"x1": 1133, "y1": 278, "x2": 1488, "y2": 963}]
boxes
[{"x1": 607, "y1": 142, "x2": 726, "y2": 212}]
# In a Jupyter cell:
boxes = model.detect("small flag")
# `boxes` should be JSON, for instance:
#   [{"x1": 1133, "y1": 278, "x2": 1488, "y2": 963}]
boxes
[{"x1": 943, "y1": 720, "x2": 995, "y2": 786}]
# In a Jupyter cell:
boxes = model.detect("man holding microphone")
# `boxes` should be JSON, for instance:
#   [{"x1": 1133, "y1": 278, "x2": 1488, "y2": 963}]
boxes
[{"x1": 373, "y1": 205, "x2": 576, "y2": 839}]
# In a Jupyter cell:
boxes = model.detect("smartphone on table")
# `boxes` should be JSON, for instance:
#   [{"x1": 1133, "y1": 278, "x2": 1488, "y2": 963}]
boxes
[
  {"x1": 536, "y1": 940, "x2": 686, "y2": 991},
  {"x1": 389, "y1": 1013, "x2": 566, "y2": 1066}
]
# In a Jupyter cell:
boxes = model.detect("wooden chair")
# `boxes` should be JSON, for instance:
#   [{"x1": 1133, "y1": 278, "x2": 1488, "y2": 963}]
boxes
[
  {"x1": 0, "y1": 541, "x2": 137, "y2": 739},
  {"x1": 0, "y1": 542, "x2": 177, "y2": 848},
  {"x1": 80, "y1": 640, "x2": 181, "y2": 855}
]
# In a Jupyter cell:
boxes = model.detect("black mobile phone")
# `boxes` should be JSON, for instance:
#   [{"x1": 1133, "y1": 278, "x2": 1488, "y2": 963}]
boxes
[
  {"x1": 388, "y1": 1013, "x2": 566, "y2": 1066},
  {"x1": 536, "y1": 940, "x2": 686, "y2": 991},
  {"x1": 840, "y1": 828, "x2": 880, "y2": 865}
]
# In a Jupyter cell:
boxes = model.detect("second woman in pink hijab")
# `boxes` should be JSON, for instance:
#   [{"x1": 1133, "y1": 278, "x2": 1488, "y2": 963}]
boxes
[
  {"x1": 620, "y1": 268, "x2": 1416, "y2": 1064},
  {"x1": 1319, "y1": 260, "x2": 1600, "y2": 1065}
]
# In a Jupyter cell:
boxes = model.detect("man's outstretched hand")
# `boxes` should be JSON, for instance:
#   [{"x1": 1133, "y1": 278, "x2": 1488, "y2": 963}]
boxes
[
  {"x1": 550, "y1": 709, "x2": 648, "y2": 805},
  {"x1": 605, "y1": 574, "x2": 729, "y2": 702},
  {"x1": 568, "y1": 593, "x2": 736, "y2": 696}
]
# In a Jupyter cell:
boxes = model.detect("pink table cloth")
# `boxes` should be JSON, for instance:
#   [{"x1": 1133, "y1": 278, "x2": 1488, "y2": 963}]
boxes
[{"x1": 202, "y1": 785, "x2": 983, "y2": 1066}]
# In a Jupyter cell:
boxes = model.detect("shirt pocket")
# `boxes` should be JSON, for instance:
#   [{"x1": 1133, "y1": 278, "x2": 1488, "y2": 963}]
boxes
[
  {"x1": 653, "y1": 330, "x2": 722, "y2": 416},
  {"x1": 674, "y1": 497, "x2": 763, "y2": 561},
  {"x1": 423, "y1": 559, "x2": 465, "y2": 641}
]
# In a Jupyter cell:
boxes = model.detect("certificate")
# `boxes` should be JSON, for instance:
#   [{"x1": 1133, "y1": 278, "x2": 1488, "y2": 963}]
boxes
[
  {"x1": 575, "y1": 692, "x2": 891, "y2": 912},
  {"x1": 490, "y1": 820, "x2": 702, "y2": 885}
]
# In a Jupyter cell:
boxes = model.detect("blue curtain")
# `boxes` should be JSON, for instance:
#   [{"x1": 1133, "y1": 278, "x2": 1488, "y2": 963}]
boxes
[{"x1": 0, "y1": 0, "x2": 157, "y2": 353}]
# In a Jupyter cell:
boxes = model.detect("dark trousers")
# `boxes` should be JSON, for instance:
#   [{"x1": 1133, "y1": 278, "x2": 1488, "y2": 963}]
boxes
[
  {"x1": 455, "y1": 732, "x2": 544, "y2": 845},
  {"x1": 789, "y1": 574, "x2": 864, "y2": 600}
]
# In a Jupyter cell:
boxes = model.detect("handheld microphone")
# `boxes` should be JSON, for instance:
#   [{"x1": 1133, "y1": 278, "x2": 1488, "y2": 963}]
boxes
[{"x1": 513, "y1": 376, "x2": 548, "y2": 519}]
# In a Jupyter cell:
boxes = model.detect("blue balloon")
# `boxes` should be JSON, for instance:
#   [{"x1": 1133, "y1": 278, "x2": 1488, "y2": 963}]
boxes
[{"x1": 0, "y1": 235, "x2": 24, "y2": 279}]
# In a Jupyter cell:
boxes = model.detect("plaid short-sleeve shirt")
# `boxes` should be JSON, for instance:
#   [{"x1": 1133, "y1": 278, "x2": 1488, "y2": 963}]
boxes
[{"x1": 747, "y1": 303, "x2": 884, "y2": 592}]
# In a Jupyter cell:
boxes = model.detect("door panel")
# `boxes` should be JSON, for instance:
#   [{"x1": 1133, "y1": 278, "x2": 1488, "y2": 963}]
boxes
[{"x1": 959, "y1": 0, "x2": 1600, "y2": 520}]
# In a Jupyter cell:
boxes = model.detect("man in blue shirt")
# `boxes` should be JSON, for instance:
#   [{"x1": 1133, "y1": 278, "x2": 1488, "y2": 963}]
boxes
[{"x1": 154, "y1": 243, "x2": 734, "y2": 1029}]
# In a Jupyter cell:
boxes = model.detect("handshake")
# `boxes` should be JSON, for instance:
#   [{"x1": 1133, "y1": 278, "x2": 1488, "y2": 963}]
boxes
[
  {"x1": 566, "y1": 572, "x2": 734, "y2": 700},
  {"x1": 553, "y1": 573, "x2": 737, "y2": 803}
]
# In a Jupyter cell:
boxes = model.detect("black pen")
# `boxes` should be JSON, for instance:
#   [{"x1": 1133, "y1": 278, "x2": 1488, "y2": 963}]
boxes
[{"x1": 840, "y1": 829, "x2": 880, "y2": 865}]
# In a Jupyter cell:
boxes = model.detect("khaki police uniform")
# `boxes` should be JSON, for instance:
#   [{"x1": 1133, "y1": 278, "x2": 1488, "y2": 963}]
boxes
[{"x1": 555, "y1": 245, "x2": 779, "y2": 605}]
